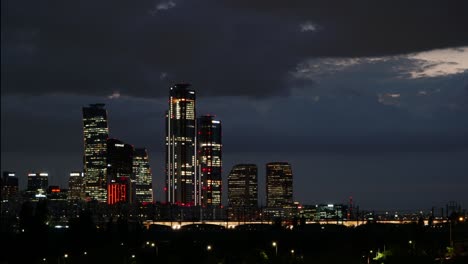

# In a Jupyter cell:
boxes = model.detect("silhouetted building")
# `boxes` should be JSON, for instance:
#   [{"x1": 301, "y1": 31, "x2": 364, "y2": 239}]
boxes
[
  {"x1": 107, "y1": 138, "x2": 134, "y2": 204},
  {"x1": 165, "y1": 83, "x2": 197, "y2": 205},
  {"x1": 83, "y1": 104, "x2": 109, "y2": 202},
  {"x1": 133, "y1": 148, "x2": 153, "y2": 203},
  {"x1": 68, "y1": 172, "x2": 85, "y2": 201},
  {"x1": 266, "y1": 162, "x2": 293, "y2": 208},
  {"x1": 27, "y1": 172, "x2": 49, "y2": 198},
  {"x1": 47, "y1": 186, "x2": 68, "y2": 201},
  {"x1": 1, "y1": 171, "x2": 19, "y2": 200},
  {"x1": 197, "y1": 115, "x2": 222, "y2": 206}
]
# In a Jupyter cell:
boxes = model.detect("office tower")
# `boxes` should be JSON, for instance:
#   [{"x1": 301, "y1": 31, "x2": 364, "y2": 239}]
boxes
[
  {"x1": 27, "y1": 172, "x2": 49, "y2": 197},
  {"x1": 197, "y1": 115, "x2": 222, "y2": 207},
  {"x1": 227, "y1": 164, "x2": 258, "y2": 208},
  {"x1": 1, "y1": 171, "x2": 19, "y2": 200},
  {"x1": 165, "y1": 83, "x2": 197, "y2": 205},
  {"x1": 83, "y1": 104, "x2": 109, "y2": 202},
  {"x1": 133, "y1": 148, "x2": 153, "y2": 203},
  {"x1": 68, "y1": 172, "x2": 85, "y2": 201},
  {"x1": 107, "y1": 138, "x2": 134, "y2": 204},
  {"x1": 266, "y1": 162, "x2": 293, "y2": 208}
]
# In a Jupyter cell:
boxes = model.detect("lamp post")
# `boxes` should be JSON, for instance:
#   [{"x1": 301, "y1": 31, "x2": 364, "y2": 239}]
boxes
[{"x1": 272, "y1": 242, "x2": 278, "y2": 256}]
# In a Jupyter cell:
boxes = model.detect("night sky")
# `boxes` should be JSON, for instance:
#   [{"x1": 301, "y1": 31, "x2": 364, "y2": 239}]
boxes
[{"x1": 2, "y1": 0, "x2": 468, "y2": 211}]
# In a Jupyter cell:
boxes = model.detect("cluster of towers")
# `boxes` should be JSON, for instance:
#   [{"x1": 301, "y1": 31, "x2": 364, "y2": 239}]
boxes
[
  {"x1": 82, "y1": 104, "x2": 153, "y2": 204},
  {"x1": 78, "y1": 83, "x2": 293, "y2": 209}
]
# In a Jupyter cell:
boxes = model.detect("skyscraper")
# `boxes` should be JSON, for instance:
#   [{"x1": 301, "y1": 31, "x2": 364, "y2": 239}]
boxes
[
  {"x1": 68, "y1": 172, "x2": 85, "y2": 201},
  {"x1": 165, "y1": 83, "x2": 197, "y2": 205},
  {"x1": 197, "y1": 115, "x2": 222, "y2": 207},
  {"x1": 133, "y1": 148, "x2": 153, "y2": 203},
  {"x1": 266, "y1": 162, "x2": 293, "y2": 208},
  {"x1": 27, "y1": 172, "x2": 49, "y2": 197},
  {"x1": 1, "y1": 171, "x2": 19, "y2": 200},
  {"x1": 83, "y1": 104, "x2": 109, "y2": 202},
  {"x1": 107, "y1": 138, "x2": 134, "y2": 204},
  {"x1": 227, "y1": 164, "x2": 258, "y2": 208}
]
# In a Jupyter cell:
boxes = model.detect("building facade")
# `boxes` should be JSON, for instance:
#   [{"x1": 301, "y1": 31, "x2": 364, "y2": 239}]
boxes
[
  {"x1": 107, "y1": 138, "x2": 134, "y2": 204},
  {"x1": 27, "y1": 172, "x2": 49, "y2": 198},
  {"x1": 133, "y1": 148, "x2": 153, "y2": 203},
  {"x1": 197, "y1": 115, "x2": 222, "y2": 207},
  {"x1": 266, "y1": 162, "x2": 293, "y2": 208},
  {"x1": 82, "y1": 104, "x2": 109, "y2": 202},
  {"x1": 227, "y1": 164, "x2": 258, "y2": 208},
  {"x1": 1, "y1": 171, "x2": 19, "y2": 201},
  {"x1": 68, "y1": 172, "x2": 85, "y2": 201},
  {"x1": 165, "y1": 83, "x2": 197, "y2": 205}
]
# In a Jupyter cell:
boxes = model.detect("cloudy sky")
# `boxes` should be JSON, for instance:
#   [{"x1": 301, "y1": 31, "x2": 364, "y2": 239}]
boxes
[{"x1": 2, "y1": 0, "x2": 468, "y2": 211}]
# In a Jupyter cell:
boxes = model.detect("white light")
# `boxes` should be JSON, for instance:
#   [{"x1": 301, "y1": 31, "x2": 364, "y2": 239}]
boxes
[
  {"x1": 8, "y1": 173, "x2": 15, "y2": 177},
  {"x1": 39, "y1": 173, "x2": 48, "y2": 176},
  {"x1": 211, "y1": 120, "x2": 220, "y2": 124},
  {"x1": 115, "y1": 144, "x2": 124, "y2": 147},
  {"x1": 28, "y1": 173, "x2": 36, "y2": 177},
  {"x1": 327, "y1": 204, "x2": 334, "y2": 208},
  {"x1": 189, "y1": 91, "x2": 195, "y2": 94}
]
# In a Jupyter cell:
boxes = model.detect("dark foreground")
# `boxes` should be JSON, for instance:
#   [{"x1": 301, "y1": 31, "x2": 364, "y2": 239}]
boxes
[{"x1": 1, "y1": 221, "x2": 467, "y2": 264}]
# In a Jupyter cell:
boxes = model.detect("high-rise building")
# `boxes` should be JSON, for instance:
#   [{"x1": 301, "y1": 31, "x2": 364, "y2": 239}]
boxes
[
  {"x1": 165, "y1": 83, "x2": 197, "y2": 205},
  {"x1": 1, "y1": 171, "x2": 19, "y2": 200},
  {"x1": 27, "y1": 172, "x2": 49, "y2": 198},
  {"x1": 107, "y1": 138, "x2": 134, "y2": 204},
  {"x1": 227, "y1": 164, "x2": 258, "y2": 208},
  {"x1": 83, "y1": 104, "x2": 109, "y2": 202},
  {"x1": 133, "y1": 148, "x2": 153, "y2": 203},
  {"x1": 197, "y1": 115, "x2": 222, "y2": 207},
  {"x1": 266, "y1": 162, "x2": 293, "y2": 208},
  {"x1": 68, "y1": 172, "x2": 85, "y2": 201}
]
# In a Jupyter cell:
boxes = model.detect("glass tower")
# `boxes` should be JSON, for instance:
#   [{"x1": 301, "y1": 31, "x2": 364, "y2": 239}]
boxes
[
  {"x1": 227, "y1": 164, "x2": 258, "y2": 208},
  {"x1": 82, "y1": 104, "x2": 109, "y2": 202},
  {"x1": 165, "y1": 83, "x2": 197, "y2": 205},
  {"x1": 133, "y1": 148, "x2": 153, "y2": 203},
  {"x1": 266, "y1": 162, "x2": 293, "y2": 208},
  {"x1": 197, "y1": 115, "x2": 222, "y2": 206}
]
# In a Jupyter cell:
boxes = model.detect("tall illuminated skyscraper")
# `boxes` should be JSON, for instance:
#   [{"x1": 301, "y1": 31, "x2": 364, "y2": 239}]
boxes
[
  {"x1": 133, "y1": 148, "x2": 153, "y2": 203},
  {"x1": 266, "y1": 162, "x2": 293, "y2": 208},
  {"x1": 227, "y1": 164, "x2": 258, "y2": 208},
  {"x1": 83, "y1": 104, "x2": 109, "y2": 202},
  {"x1": 107, "y1": 138, "x2": 134, "y2": 204},
  {"x1": 197, "y1": 115, "x2": 222, "y2": 206},
  {"x1": 165, "y1": 83, "x2": 197, "y2": 205}
]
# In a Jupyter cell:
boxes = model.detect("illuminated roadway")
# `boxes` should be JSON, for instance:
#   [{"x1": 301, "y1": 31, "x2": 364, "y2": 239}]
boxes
[{"x1": 143, "y1": 219, "x2": 448, "y2": 229}]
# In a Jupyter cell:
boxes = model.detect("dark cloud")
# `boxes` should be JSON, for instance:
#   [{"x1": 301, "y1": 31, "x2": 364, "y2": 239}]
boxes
[{"x1": 2, "y1": 0, "x2": 467, "y2": 98}]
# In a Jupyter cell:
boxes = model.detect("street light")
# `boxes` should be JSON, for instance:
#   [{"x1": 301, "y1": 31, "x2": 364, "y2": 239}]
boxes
[
  {"x1": 207, "y1": 245, "x2": 212, "y2": 251},
  {"x1": 272, "y1": 242, "x2": 278, "y2": 256}
]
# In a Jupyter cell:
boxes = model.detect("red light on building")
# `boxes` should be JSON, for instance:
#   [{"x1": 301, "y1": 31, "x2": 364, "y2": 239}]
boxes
[{"x1": 108, "y1": 183, "x2": 127, "y2": 205}]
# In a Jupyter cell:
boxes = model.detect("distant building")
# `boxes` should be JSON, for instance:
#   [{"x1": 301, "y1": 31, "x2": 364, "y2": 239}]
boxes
[
  {"x1": 197, "y1": 115, "x2": 222, "y2": 207},
  {"x1": 165, "y1": 83, "x2": 197, "y2": 205},
  {"x1": 133, "y1": 148, "x2": 153, "y2": 203},
  {"x1": 1, "y1": 171, "x2": 19, "y2": 200},
  {"x1": 27, "y1": 172, "x2": 49, "y2": 198},
  {"x1": 266, "y1": 162, "x2": 293, "y2": 208},
  {"x1": 68, "y1": 172, "x2": 85, "y2": 201},
  {"x1": 82, "y1": 104, "x2": 109, "y2": 202},
  {"x1": 107, "y1": 138, "x2": 134, "y2": 204},
  {"x1": 227, "y1": 164, "x2": 258, "y2": 221},
  {"x1": 47, "y1": 186, "x2": 68, "y2": 201}
]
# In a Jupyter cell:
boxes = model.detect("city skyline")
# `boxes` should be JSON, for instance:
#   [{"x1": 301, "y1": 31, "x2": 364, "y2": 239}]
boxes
[{"x1": 2, "y1": 0, "x2": 468, "y2": 211}]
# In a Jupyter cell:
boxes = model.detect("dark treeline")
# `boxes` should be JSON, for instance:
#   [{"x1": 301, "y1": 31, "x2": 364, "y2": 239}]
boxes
[{"x1": 1, "y1": 206, "x2": 468, "y2": 264}]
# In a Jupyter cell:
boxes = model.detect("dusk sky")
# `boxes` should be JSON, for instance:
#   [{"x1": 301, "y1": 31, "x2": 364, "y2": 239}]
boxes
[{"x1": 2, "y1": 0, "x2": 468, "y2": 211}]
